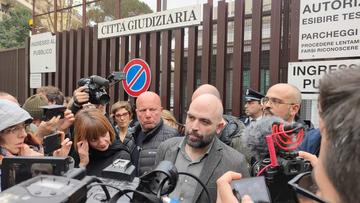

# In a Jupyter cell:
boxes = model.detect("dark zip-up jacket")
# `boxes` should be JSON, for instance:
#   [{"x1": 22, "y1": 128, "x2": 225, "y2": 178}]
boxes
[
  {"x1": 128, "y1": 119, "x2": 178, "y2": 176},
  {"x1": 86, "y1": 139, "x2": 130, "y2": 176}
]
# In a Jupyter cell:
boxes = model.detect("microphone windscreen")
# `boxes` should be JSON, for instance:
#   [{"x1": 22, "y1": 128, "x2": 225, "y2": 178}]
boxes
[{"x1": 241, "y1": 116, "x2": 285, "y2": 161}]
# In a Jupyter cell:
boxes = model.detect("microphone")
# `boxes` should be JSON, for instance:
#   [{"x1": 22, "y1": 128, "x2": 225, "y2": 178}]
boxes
[
  {"x1": 242, "y1": 116, "x2": 305, "y2": 162},
  {"x1": 90, "y1": 75, "x2": 109, "y2": 88},
  {"x1": 241, "y1": 116, "x2": 284, "y2": 161}
]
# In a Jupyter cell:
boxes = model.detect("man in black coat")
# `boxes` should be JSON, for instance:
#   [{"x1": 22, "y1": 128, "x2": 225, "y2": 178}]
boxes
[{"x1": 128, "y1": 91, "x2": 177, "y2": 176}]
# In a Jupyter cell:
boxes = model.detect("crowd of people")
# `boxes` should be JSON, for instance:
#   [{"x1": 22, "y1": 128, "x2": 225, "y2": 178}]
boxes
[{"x1": 0, "y1": 67, "x2": 359, "y2": 203}]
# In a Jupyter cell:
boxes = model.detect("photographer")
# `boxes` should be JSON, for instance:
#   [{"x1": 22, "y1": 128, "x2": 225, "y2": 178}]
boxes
[
  {"x1": 0, "y1": 100, "x2": 42, "y2": 158},
  {"x1": 71, "y1": 75, "x2": 111, "y2": 116},
  {"x1": 36, "y1": 85, "x2": 65, "y2": 105},
  {"x1": 22, "y1": 94, "x2": 75, "y2": 140},
  {"x1": 71, "y1": 86, "x2": 99, "y2": 114},
  {"x1": 216, "y1": 68, "x2": 360, "y2": 203},
  {"x1": 71, "y1": 77, "x2": 117, "y2": 134},
  {"x1": 73, "y1": 108, "x2": 131, "y2": 176},
  {"x1": 0, "y1": 99, "x2": 73, "y2": 159}
]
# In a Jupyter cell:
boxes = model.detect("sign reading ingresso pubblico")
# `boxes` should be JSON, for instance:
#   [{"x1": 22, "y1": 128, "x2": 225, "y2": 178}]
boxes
[
  {"x1": 288, "y1": 59, "x2": 360, "y2": 95},
  {"x1": 30, "y1": 32, "x2": 56, "y2": 73},
  {"x1": 298, "y1": 0, "x2": 360, "y2": 59},
  {"x1": 98, "y1": 5, "x2": 202, "y2": 39}
]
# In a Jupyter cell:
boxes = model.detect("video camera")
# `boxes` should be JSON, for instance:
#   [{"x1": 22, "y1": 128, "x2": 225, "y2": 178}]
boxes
[
  {"x1": 76, "y1": 72, "x2": 126, "y2": 105},
  {"x1": 0, "y1": 156, "x2": 179, "y2": 203},
  {"x1": 249, "y1": 122, "x2": 311, "y2": 202},
  {"x1": 77, "y1": 75, "x2": 110, "y2": 105}
]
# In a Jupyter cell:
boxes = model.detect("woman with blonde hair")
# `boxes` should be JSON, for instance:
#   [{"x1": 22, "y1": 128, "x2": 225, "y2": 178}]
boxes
[
  {"x1": 161, "y1": 109, "x2": 184, "y2": 134},
  {"x1": 74, "y1": 108, "x2": 130, "y2": 176}
]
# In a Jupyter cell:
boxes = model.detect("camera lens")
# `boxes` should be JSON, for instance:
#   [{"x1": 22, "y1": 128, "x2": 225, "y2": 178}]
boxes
[{"x1": 98, "y1": 93, "x2": 110, "y2": 104}]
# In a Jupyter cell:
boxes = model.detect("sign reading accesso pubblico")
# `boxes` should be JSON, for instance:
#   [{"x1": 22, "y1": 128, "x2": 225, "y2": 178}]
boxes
[
  {"x1": 97, "y1": 5, "x2": 202, "y2": 39},
  {"x1": 298, "y1": 0, "x2": 360, "y2": 59}
]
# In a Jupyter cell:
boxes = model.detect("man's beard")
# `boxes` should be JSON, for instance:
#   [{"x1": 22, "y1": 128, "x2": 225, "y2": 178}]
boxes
[
  {"x1": 263, "y1": 107, "x2": 291, "y2": 122},
  {"x1": 185, "y1": 130, "x2": 216, "y2": 148},
  {"x1": 263, "y1": 108, "x2": 273, "y2": 116}
]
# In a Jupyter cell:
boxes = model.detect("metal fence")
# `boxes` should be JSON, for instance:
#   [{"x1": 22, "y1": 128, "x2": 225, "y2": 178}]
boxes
[{"x1": 0, "y1": 0, "x2": 300, "y2": 123}]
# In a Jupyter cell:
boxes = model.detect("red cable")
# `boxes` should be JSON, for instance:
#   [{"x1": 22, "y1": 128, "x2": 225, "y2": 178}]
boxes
[
  {"x1": 269, "y1": 124, "x2": 305, "y2": 151},
  {"x1": 258, "y1": 123, "x2": 305, "y2": 177},
  {"x1": 256, "y1": 163, "x2": 272, "y2": 176}
]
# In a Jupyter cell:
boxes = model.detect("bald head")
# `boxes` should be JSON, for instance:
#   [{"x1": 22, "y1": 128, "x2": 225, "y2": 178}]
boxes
[
  {"x1": 268, "y1": 83, "x2": 301, "y2": 104},
  {"x1": 136, "y1": 91, "x2": 163, "y2": 132},
  {"x1": 264, "y1": 83, "x2": 301, "y2": 122},
  {"x1": 191, "y1": 84, "x2": 221, "y2": 101},
  {"x1": 136, "y1": 91, "x2": 161, "y2": 107},
  {"x1": 185, "y1": 94, "x2": 224, "y2": 148},
  {"x1": 189, "y1": 93, "x2": 223, "y2": 122}
]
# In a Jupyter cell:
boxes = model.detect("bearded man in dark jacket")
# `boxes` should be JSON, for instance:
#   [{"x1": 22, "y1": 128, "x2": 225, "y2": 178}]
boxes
[
  {"x1": 128, "y1": 92, "x2": 177, "y2": 176},
  {"x1": 191, "y1": 84, "x2": 246, "y2": 149}
]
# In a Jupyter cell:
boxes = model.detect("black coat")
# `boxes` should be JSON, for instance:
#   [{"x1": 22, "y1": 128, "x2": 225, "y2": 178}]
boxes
[
  {"x1": 128, "y1": 119, "x2": 178, "y2": 176},
  {"x1": 86, "y1": 139, "x2": 130, "y2": 176}
]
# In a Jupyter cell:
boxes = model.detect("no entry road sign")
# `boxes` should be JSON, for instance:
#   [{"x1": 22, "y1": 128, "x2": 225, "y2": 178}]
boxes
[{"x1": 122, "y1": 59, "x2": 151, "y2": 97}]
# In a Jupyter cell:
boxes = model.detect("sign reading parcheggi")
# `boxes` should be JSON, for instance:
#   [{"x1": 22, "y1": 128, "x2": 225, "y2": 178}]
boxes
[
  {"x1": 298, "y1": 0, "x2": 360, "y2": 59},
  {"x1": 288, "y1": 60, "x2": 360, "y2": 94},
  {"x1": 98, "y1": 5, "x2": 202, "y2": 39}
]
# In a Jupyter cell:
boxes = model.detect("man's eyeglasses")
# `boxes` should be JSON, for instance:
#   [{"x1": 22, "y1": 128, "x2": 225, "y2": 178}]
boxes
[
  {"x1": 115, "y1": 112, "x2": 129, "y2": 118},
  {"x1": 261, "y1": 97, "x2": 297, "y2": 107},
  {"x1": 0, "y1": 123, "x2": 27, "y2": 135},
  {"x1": 288, "y1": 171, "x2": 327, "y2": 203}
]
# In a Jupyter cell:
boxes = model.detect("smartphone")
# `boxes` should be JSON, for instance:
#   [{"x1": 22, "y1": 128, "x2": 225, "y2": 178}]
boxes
[
  {"x1": 40, "y1": 105, "x2": 66, "y2": 121},
  {"x1": 43, "y1": 132, "x2": 62, "y2": 155},
  {"x1": 231, "y1": 176, "x2": 271, "y2": 203}
]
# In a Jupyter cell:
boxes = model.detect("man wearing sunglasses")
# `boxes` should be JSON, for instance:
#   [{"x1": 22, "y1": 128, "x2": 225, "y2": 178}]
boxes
[{"x1": 216, "y1": 68, "x2": 360, "y2": 203}]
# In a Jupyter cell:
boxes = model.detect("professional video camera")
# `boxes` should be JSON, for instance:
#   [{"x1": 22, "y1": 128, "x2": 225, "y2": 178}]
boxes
[
  {"x1": 77, "y1": 75, "x2": 110, "y2": 105},
  {"x1": 0, "y1": 157, "x2": 179, "y2": 203},
  {"x1": 248, "y1": 120, "x2": 311, "y2": 202}
]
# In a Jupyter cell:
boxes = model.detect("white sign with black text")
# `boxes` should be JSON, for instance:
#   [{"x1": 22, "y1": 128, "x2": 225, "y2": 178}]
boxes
[
  {"x1": 30, "y1": 32, "x2": 56, "y2": 73},
  {"x1": 288, "y1": 59, "x2": 360, "y2": 94},
  {"x1": 30, "y1": 73, "x2": 42, "y2": 89},
  {"x1": 98, "y1": 5, "x2": 202, "y2": 39},
  {"x1": 298, "y1": 0, "x2": 360, "y2": 59}
]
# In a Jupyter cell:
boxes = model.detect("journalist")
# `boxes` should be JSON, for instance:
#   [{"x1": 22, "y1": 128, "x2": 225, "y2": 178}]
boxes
[
  {"x1": 0, "y1": 99, "x2": 42, "y2": 157},
  {"x1": 73, "y1": 108, "x2": 131, "y2": 176},
  {"x1": 216, "y1": 68, "x2": 360, "y2": 203}
]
